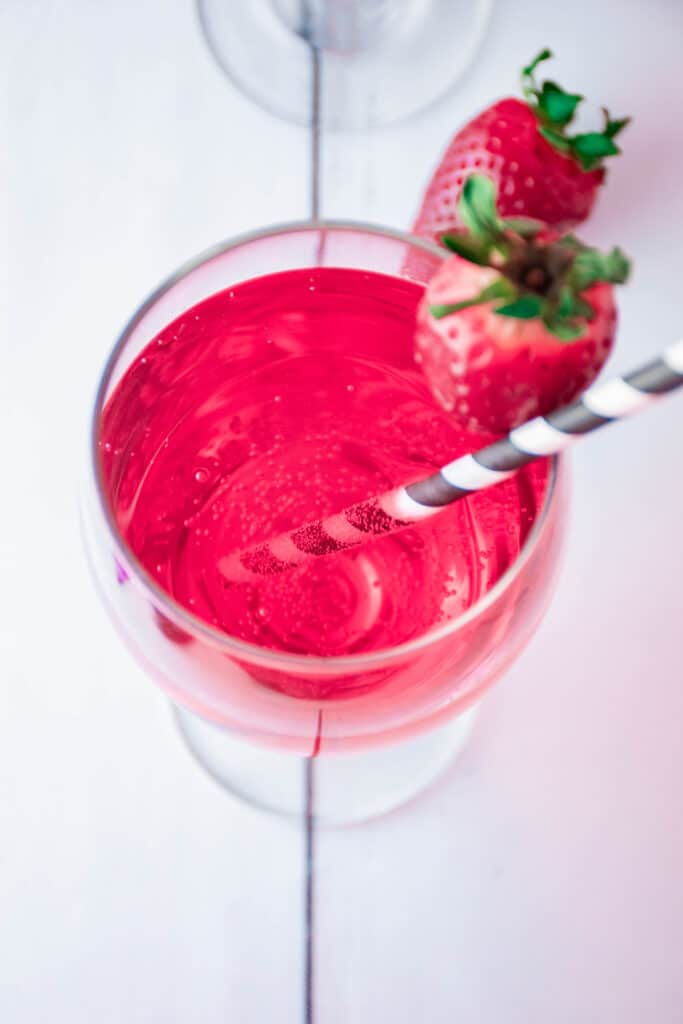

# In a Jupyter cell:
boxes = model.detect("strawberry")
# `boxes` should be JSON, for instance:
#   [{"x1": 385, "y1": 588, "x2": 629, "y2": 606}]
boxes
[
  {"x1": 413, "y1": 49, "x2": 629, "y2": 240},
  {"x1": 414, "y1": 175, "x2": 630, "y2": 434}
]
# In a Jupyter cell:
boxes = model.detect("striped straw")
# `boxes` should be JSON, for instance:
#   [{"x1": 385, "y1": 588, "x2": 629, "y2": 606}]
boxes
[{"x1": 219, "y1": 340, "x2": 683, "y2": 585}]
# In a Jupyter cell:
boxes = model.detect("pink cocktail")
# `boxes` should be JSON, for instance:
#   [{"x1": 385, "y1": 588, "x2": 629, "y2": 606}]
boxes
[{"x1": 84, "y1": 224, "x2": 567, "y2": 820}]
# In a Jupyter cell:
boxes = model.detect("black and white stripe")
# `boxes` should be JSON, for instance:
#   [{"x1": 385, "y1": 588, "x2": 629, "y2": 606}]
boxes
[{"x1": 220, "y1": 340, "x2": 683, "y2": 583}]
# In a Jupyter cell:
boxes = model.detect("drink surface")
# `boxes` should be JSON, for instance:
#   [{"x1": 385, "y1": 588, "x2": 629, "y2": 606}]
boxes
[{"x1": 101, "y1": 267, "x2": 548, "y2": 664}]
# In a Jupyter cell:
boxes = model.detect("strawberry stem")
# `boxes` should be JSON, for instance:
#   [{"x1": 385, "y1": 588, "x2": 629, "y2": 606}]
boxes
[
  {"x1": 520, "y1": 49, "x2": 630, "y2": 171},
  {"x1": 434, "y1": 174, "x2": 631, "y2": 341}
]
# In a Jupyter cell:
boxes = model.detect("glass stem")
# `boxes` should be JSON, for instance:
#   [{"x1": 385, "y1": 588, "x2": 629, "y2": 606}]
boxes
[{"x1": 272, "y1": 0, "x2": 413, "y2": 52}]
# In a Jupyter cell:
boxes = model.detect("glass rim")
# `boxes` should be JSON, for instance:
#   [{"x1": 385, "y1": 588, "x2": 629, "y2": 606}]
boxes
[{"x1": 90, "y1": 218, "x2": 560, "y2": 672}]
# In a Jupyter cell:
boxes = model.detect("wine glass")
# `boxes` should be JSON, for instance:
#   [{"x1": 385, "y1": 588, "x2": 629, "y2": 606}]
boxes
[
  {"x1": 83, "y1": 222, "x2": 567, "y2": 823},
  {"x1": 197, "y1": 0, "x2": 493, "y2": 128}
]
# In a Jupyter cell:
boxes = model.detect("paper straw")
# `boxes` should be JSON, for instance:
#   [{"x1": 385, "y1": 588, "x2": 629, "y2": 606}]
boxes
[{"x1": 219, "y1": 340, "x2": 683, "y2": 584}]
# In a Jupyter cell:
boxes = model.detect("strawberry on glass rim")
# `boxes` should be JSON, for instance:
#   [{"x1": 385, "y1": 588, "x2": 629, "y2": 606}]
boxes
[
  {"x1": 413, "y1": 48, "x2": 630, "y2": 241},
  {"x1": 415, "y1": 174, "x2": 631, "y2": 434}
]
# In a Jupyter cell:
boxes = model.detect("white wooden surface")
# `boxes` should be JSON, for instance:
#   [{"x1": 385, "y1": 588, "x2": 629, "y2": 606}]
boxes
[
  {"x1": 2, "y1": 4, "x2": 308, "y2": 1022},
  {"x1": 3, "y1": 2, "x2": 683, "y2": 1022}
]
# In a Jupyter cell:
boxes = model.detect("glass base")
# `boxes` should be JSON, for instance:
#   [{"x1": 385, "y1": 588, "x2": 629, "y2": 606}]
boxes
[
  {"x1": 197, "y1": 0, "x2": 492, "y2": 129},
  {"x1": 174, "y1": 702, "x2": 479, "y2": 825}
]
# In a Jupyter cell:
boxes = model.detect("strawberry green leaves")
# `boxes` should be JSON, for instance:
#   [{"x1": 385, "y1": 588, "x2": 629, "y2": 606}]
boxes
[
  {"x1": 521, "y1": 48, "x2": 630, "y2": 171},
  {"x1": 458, "y1": 174, "x2": 500, "y2": 238},
  {"x1": 441, "y1": 233, "x2": 491, "y2": 265},
  {"x1": 604, "y1": 112, "x2": 631, "y2": 138},
  {"x1": 441, "y1": 175, "x2": 534, "y2": 266},
  {"x1": 522, "y1": 49, "x2": 582, "y2": 128},
  {"x1": 570, "y1": 132, "x2": 620, "y2": 170},
  {"x1": 500, "y1": 216, "x2": 545, "y2": 239},
  {"x1": 537, "y1": 81, "x2": 583, "y2": 128},
  {"x1": 522, "y1": 49, "x2": 570, "y2": 118},
  {"x1": 569, "y1": 109, "x2": 632, "y2": 171},
  {"x1": 441, "y1": 175, "x2": 542, "y2": 263},
  {"x1": 430, "y1": 278, "x2": 515, "y2": 319},
  {"x1": 495, "y1": 295, "x2": 545, "y2": 319},
  {"x1": 570, "y1": 245, "x2": 630, "y2": 291},
  {"x1": 542, "y1": 287, "x2": 595, "y2": 341},
  {"x1": 431, "y1": 174, "x2": 631, "y2": 341},
  {"x1": 539, "y1": 247, "x2": 629, "y2": 340}
]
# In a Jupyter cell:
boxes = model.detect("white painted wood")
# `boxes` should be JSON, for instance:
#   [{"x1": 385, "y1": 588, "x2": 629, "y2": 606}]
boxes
[
  {"x1": 316, "y1": 2, "x2": 683, "y2": 1021},
  {"x1": 1, "y1": 3, "x2": 308, "y2": 1022},
  {"x1": 3, "y1": 1, "x2": 683, "y2": 1022}
]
